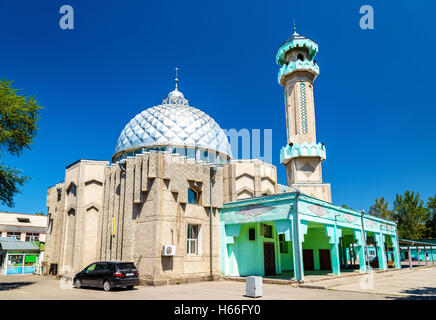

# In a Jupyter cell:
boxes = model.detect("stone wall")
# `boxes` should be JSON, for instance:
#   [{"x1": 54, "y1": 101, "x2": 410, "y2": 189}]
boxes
[
  {"x1": 44, "y1": 160, "x2": 108, "y2": 275},
  {"x1": 43, "y1": 182, "x2": 65, "y2": 274},
  {"x1": 100, "y1": 151, "x2": 223, "y2": 285},
  {"x1": 223, "y1": 159, "x2": 278, "y2": 203}
]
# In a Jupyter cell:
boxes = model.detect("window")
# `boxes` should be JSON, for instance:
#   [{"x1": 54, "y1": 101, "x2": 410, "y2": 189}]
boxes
[
  {"x1": 48, "y1": 218, "x2": 54, "y2": 233},
  {"x1": 8, "y1": 255, "x2": 23, "y2": 267},
  {"x1": 86, "y1": 263, "x2": 97, "y2": 271},
  {"x1": 297, "y1": 53, "x2": 304, "y2": 61},
  {"x1": 187, "y1": 224, "x2": 199, "y2": 255},
  {"x1": 7, "y1": 232, "x2": 21, "y2": 240},
  {"x1": 117, "y1": 262, "x2": 136, "y2": 271},
  {"x1": 95, "y1": 263, "x2": 107, "y2": 271},
  {"x1": 249, "y1": 228, "x2": 255, "y2": 241},
  {"x1": 188, "y1": 188, "x2": 199, "y2": 205},
  {"x1": 279, "y1": 234, "x2": 288, "y2": 253},
  {"x1": 57, "y1": 188, "x2": 62, "y2": 201},
  {"x1": 261, "y1": 224, "x2": 273, "y2": 239},
  {"x1": 25, "y1": 233, "x2": 39, "y2": 242},
  {"x1": 17, "y1": 217, "x2": 30, "y2": 223}
]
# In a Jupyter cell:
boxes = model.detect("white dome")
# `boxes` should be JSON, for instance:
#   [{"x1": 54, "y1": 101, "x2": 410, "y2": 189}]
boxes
[{"x1": 113, "y1": 89, "x2": 232, "y2": 162}]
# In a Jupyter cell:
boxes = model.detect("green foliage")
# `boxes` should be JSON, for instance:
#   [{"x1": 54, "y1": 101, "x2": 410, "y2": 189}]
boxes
[
  {"x1": 369, "y1": 197, "x2": 392, "y2": 219},
  {"x1": 392, "y1": 191, "x2": 429, "y2": 239},
  {"x1": 425, "y1": 195, "x2": 436, "y2": 238},
  {"x1": 0, "y1": 79, "x2": 42, "y2": 207},
  {"x1": 35, "y1": 211, "x2": 45, "y2": 216},
  {"x1": 0, "y1": 164, "x2": 27, "y2": 207}
]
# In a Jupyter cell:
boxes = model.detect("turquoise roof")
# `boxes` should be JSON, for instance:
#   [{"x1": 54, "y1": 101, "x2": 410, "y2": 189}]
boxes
[{"x1": 220, "y1": 191, "x2": 397, "y2": 228}]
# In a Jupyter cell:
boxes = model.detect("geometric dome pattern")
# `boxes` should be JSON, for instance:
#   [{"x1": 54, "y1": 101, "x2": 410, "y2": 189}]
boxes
[{"x1": 114, "y1": 90, "x2": 232, "y2": 159}]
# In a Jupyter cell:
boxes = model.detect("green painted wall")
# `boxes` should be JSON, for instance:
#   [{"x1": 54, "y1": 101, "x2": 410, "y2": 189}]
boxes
[
  {"x1": 280, "y1": 240, "x2": 293, "y2": 271},
  {"x1": 237, "y1": 223, "x2": 263, "y2": 276},
  {"x1": 301, "y1": 226, "x2": 331, "y2": 271}
]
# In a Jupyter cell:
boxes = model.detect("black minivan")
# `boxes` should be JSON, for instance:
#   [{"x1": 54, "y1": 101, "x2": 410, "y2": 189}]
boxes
[{"x1": 73, "y1": 261, "x2": 140, "y2": 291}]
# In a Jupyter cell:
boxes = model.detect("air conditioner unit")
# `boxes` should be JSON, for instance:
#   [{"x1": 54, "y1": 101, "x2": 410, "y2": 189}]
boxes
[{"x1": 162, "y1": 245, "x2": 176, "y2": 256}]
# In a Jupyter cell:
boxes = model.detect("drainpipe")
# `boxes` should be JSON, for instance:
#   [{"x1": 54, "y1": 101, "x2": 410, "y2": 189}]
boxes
[
  {"x1": 360, "y1": 210, "x2": 369, "y2": 273},
  {"x1": 209, "y1": 166, "x2": 217, "y2": 280}
]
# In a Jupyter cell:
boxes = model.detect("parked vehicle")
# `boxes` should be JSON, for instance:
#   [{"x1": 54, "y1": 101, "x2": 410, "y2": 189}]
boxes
[
  {"x1": 369, "y1": 256, "x2": 379, "y2": 268},
  {"x1": 73, "y1": 261, "x2": 140, "y2": 291}
]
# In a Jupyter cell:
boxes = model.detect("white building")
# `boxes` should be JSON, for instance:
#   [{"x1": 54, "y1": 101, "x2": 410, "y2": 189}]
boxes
[{"x1": 0, "y1": 212, "x2": 48, "y2": 242}]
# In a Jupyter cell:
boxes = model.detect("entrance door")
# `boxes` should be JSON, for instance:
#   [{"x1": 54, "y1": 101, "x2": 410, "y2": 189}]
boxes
[
  {"x1": 303, "y1": 249, "x2": 314, "y2": 271},
  {"x1": 263, "y1": 242, "x2": 276, "y2": 276},
  {"x1": 319, "y1": 249, "x2": 332, "y2": 271}
]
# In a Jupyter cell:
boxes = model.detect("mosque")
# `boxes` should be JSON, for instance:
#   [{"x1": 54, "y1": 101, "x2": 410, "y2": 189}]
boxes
[{"x1": 44, "y1": 27, "x2": 401, "y2": 284}]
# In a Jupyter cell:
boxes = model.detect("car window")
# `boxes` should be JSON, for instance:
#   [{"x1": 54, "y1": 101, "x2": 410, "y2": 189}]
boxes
[
  {"x1": 95, "y1": 263, "x2": 107, "y2": 271},
  {"x1": 117, "y1": 263, "x2": 136, "y2": 271},
  {"x1": 86, "y1": 263, "x2": 97, "y2": 271},
  {"x1": 106, "y1": 263, "x2": 116, "y2": 271}
]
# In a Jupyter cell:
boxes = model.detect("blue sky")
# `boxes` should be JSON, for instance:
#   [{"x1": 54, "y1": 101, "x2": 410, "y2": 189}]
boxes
[{"x1": 1, "y1": 0, "x2": 435, "y2": 214}]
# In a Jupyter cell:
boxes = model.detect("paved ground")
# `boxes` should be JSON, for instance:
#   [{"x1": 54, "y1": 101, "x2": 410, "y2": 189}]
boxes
[
  {"x1": 0, "y1": 266, "x2": 435, "y2": 300},
  {"x1": 305, "y1": 265, "x2": 436, "y2": 299},
  {"x1": 0, "y1": 275, "x2": 385, "y2": 300}
]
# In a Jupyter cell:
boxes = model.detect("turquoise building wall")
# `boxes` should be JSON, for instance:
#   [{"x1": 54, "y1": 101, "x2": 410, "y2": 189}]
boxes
[
  {"x1": 219, "y1": 192, "x2": 401, "y2": 281},
  {"x1": 400, "y1": 248, "x2": 436, "y2": 261}
]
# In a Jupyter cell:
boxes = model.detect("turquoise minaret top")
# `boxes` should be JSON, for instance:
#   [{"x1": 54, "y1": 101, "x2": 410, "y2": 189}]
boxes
[{"x1": 276, "y1": 27, "x2": 320, "y2": 86}]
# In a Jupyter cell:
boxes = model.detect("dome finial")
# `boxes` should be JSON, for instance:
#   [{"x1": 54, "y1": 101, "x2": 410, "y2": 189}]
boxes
[
  {"x1": 164, "y1": 67, "x2": 188, "y2": 105},
  {"x1": 175, "y1": 67, "x2": 179, "y2": 90},
  {"x1": 292, "y1": 19, "x2": 298, "y2": 36}
]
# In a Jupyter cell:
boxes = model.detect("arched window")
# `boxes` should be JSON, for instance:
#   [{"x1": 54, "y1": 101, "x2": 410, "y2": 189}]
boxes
[
  {"x1": 188, "y1": 188, "x2": 199, "y2": 205},
  {"x1": 297, "y1": 53, "x2": 304, "y2": 61}
]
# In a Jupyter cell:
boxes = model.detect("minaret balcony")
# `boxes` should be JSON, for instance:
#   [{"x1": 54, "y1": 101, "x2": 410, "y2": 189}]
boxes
[
  {"x1": 276, "y1": 38, "x2": 319, "y2": 66},
  {"x1": 280, "y1": 142, "x2": 326, "y2": 165},
  {"x1": 278, "y1": 60, "x2": 320, "y2": 85}
]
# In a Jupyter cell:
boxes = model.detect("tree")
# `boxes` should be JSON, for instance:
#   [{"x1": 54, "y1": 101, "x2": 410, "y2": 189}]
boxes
[
  {"x1": 0, "y1": 79, "x2": 42, "y2": 207},
  {"x1": 392, "y1": 191, "x2": 429, "y2": 239},
  {"x1": 369, "y1": 197, "x2": 392, "y2": 219},
  {"x1": 425, "y1": 195, "x2": 436, "y2": 238}
]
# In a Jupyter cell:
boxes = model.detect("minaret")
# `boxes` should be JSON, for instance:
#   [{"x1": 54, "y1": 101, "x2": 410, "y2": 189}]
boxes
[{"x1": 277, "y1": 26, "x2": 331, "y2": 202}]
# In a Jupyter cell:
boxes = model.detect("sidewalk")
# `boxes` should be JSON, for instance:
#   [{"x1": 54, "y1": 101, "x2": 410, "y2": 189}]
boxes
[{"x1": 303, "y1": 265, "x2": 436, "y2": 299}]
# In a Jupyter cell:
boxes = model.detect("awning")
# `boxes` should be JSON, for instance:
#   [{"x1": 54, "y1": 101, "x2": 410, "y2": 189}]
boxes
[{"x1": 0, "y1": 238, "x2": 39, "y2": 251}]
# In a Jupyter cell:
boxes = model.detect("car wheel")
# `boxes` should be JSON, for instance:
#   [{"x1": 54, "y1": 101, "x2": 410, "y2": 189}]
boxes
[
  {"x1": 126, "y1": 285, "x2": 134, "y2": 290},
  {"x1": 103, "y1": 280, "x2": 111, "y2": 292},
  {"x1": 74, "y1": 278, "x2": 82, "y2": 289}
]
